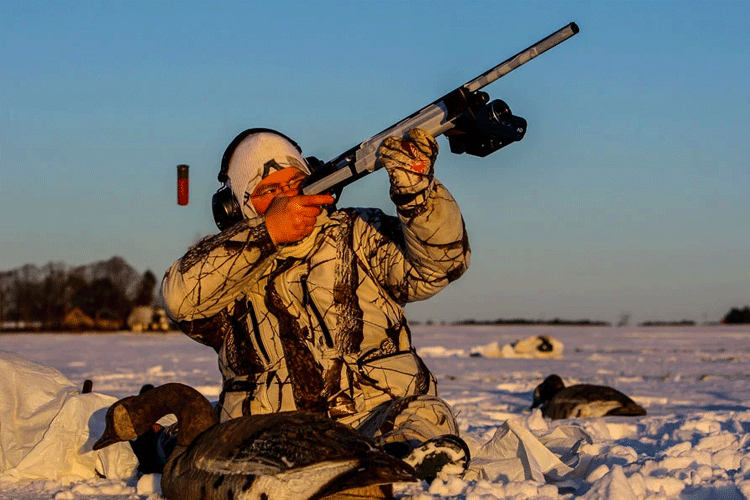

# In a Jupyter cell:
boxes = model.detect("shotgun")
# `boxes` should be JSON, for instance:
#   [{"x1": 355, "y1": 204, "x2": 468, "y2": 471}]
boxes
[{"x1": 302, "y1": 22, "x2": 579, "y2": 197}]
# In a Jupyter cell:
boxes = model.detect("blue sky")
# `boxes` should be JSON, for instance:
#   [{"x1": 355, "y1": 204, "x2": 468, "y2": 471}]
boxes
[{"x1": 1, "y1": 1, "x2": 748, "y2": 324}]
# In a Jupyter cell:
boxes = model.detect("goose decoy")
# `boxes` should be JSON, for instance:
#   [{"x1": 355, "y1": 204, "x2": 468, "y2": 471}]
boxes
[
  {"x1": 93, "y1": 383, "x2": 416, "y2": 500},
  {"x1": 530, "y1": 374, "x2": 647, "y2": 420}
]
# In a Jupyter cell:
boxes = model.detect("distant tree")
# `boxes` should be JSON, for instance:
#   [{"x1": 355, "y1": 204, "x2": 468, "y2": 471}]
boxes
[
  {"x1": 65, "y1": 275, "x2": 89, "y2": 312},
  {"x1": 90, "y1": 278, "x2": 130, "y2": 321},
  {"x1": 101, "y1": 256, "x2": 136, "y2": 298},
  {"x1": 723, "y1": 306, "x2": 750, "y2": 324},
  {"x1": 133, "y1": 270, "x2": 157, "y2": 306},
  {"x1": 617, "y1": 313, "x2": 631, "y2": 327},
  {"x1": 11, "y1": 267, "x2": 42, "y2": 323},
  {"x1": 40, "y1": 263, "x2": 67, "y2": 328},
  {"x1": 69, "y1": 277, "x2": 96, "y2": 318},
  {"x1": 69, "y1": 277, "x2": 128, "y2": 321}
]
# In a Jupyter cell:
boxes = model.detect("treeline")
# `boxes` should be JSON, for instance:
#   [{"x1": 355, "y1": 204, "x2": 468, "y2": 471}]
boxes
[
  {"x1": 635, "y1": 307, "x2": 750, "y2": 326},
  {"x1": 638, "y1": 320, "x2": 696, "y2": 327},
  {"x1": 450, "y1": 318, "x2": 612, "y2": 327},
  {"x1": 432, "y1": 307, "x2": 750, "y2": 327},
  {"x1": 0, "y1": 257, "x2": 158, "y2": 331}
]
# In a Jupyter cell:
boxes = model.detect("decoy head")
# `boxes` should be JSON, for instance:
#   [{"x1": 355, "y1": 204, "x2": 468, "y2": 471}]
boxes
[
  {"x1": 93, "y1": 396, "x2": 146, "y2": 450},
  {"x1": 530, "y1": 374, "x2": 566, "y2": 410}
]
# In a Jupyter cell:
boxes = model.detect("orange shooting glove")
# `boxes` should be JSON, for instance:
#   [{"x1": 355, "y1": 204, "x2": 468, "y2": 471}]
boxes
[{"x1": 263, "y1": 194, "x2": 334, "y2": 245}]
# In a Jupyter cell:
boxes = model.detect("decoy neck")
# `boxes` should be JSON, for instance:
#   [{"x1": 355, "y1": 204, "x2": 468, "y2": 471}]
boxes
[{"x1": 93, "y1": 383, "x2": 217, "y2": 451}]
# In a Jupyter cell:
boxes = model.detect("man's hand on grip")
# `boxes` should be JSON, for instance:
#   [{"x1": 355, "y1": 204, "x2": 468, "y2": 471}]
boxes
[{"x1": 264, "y1": 194, "x2": 334, "y2": 245}]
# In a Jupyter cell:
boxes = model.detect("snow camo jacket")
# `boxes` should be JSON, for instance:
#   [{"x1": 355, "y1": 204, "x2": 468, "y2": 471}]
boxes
[{"x1": 162, "y1": 177, "x2": 469, "y2": 423}]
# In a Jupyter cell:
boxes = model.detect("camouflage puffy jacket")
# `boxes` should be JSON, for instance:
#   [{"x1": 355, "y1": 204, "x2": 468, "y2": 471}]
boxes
[{"x1": 162, "y1": 178, "x2": 469, "y2": 422}]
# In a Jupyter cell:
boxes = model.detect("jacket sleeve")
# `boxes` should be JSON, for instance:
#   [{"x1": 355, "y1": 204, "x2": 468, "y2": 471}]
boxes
[
  {"x1": 357, "y1": 177, "x2": 470, "y2": 304},
  {"x1": 161, "y1": 217, "x2": 277, "y2": 344}
]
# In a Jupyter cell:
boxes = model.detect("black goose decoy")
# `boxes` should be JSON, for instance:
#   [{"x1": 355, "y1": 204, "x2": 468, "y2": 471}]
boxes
[
  {"x1": 530, "y1": 374, "x2": 647, "y2": 420},
  {"x1": 93, "y1": 383, "x2": 416, "y2": 500}
]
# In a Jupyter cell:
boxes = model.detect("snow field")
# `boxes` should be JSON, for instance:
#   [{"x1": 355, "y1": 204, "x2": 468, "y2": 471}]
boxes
[{"x1": 1, "y1": 324, "x2": 749, "y2": 499}]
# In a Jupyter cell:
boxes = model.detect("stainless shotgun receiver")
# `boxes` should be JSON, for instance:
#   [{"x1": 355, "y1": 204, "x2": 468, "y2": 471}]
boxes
[{"x1": 302, "y1": 22, "x2": 579, "y2": 197}]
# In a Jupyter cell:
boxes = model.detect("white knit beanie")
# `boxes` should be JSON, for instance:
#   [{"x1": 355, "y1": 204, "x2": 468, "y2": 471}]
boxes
[{"x1": 226, "y1": 132, "x2": 311, "y2": 218}]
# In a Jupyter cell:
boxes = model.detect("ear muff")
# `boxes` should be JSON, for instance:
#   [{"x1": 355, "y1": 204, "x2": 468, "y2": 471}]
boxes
[
  {"x1": 211, "y1": 185, "x2": 242, "y2": 231},
  {"x1": 212, "y1": 128, "x2": 304, "y2": 231}
]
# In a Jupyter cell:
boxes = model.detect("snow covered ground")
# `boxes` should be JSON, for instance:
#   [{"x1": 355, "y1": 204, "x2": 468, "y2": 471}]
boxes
[{"x1": 2, "y1": 324, "x2": 750, "y2": 500}]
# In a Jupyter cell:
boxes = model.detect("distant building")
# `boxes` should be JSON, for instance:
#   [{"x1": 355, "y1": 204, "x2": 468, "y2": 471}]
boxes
[
  {"x1": 62, "y1": 307, "x2": 123, "y2": 331},
  {"x1": 127, "y1": 306, "x2": 171, "y2": 332},
  {"x1": 151, "y1": 308, "x2": 171, "y2": 332},
  {"x1": 127, "y1": 306, "x2": 152, "y2": 332},
  {"x1": 62, "y1": 307, "x2": 95, "y2": 331}
]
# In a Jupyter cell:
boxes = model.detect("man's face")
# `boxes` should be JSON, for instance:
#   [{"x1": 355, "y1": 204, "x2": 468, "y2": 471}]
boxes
[{"x1": 250, "y1": 167, "x2": 307, "y2": 215}]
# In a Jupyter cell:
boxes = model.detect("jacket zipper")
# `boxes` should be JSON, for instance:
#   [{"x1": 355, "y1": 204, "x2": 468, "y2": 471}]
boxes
[{"x1": 300, "y1": 275, "x2": 334, "y2": 348}]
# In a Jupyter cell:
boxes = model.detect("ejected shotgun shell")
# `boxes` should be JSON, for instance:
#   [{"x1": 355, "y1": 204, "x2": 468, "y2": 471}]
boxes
[{"x1": 177, "y1": 164, "x2": 189, "y2": 205}]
